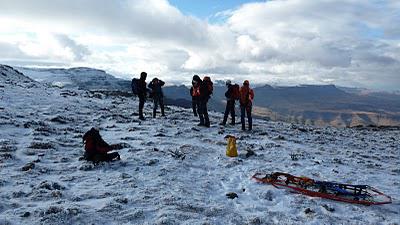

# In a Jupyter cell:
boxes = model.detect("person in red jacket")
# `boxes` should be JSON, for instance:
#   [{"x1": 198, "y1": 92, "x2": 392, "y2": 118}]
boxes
[
  {"x1": 82, "y1": 128, "x2": 120, "y2": 163},
  {"x1": 239, "y1": 80, "x2": 254, "y2": 131},
  {"x1": 190, "y1": 75, "x2": 201, "y2": 117}
]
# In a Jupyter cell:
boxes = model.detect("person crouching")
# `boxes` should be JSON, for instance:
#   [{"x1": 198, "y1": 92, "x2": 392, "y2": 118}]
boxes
[{"x1": 82, "y1": 128, "x2": 120, "y2": 164}]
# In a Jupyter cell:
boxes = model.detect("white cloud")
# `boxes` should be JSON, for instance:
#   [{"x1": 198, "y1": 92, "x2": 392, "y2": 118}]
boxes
[{"x1": 0, "y1": 0, "x2": 399, "y2": 90}]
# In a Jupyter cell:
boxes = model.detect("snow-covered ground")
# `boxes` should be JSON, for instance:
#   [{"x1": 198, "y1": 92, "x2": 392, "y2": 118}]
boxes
[{"x1": 1, "y1": 66, "x2": 399, "y2": 225}]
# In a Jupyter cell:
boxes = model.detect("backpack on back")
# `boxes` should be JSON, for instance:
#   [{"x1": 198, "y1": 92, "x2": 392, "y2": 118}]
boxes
[
  {"x1": 131, "y1": 78, "x2": 139, "y2": 95},
  {"x1": 203, "y1": 76, "x2": 213, "y2": 96},
  {"x1": 232, "y1": 84, "x2": 240, "y2": 100}
]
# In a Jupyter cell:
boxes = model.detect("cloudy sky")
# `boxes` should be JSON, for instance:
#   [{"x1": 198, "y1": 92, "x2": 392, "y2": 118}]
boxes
[{"x1": 0, "y1": 0, "x2": 399, "y2": 90}]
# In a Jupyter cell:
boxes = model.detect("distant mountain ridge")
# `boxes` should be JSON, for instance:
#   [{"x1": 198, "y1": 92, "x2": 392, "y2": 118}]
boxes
[
  {"x1": 18, "y1": 67, "x2": 131, "y2": 91},
  {"x1": 4, "y1": 64, "x2": 400, "y2": 127}
]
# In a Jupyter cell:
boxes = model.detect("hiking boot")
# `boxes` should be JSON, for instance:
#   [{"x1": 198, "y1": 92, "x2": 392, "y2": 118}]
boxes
[
  {"x1": 197, "y1": 123, "x2": 205, "y2": 127},
  {"x1": 219, "y1": 122, "x2": 226, "y2": 126},
  {"x1": 205, "y1": 123, "x2": 210, "y2": 128}
]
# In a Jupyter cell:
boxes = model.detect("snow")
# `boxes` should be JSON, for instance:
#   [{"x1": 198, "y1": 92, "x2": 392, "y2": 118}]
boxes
[{"x1": 0, "y1": 65, "x2": 399, "y2": 224}]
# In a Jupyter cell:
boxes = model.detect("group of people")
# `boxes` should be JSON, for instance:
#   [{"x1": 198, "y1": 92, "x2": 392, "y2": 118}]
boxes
[
  {"x1": 133, "y1": 72, "x2": 255, "y2": 131},
  {"x1": 190, "y1": 75, "x2": 254, "y2": 131},
  {"x1": 82, "y1": 72, "x2": 255, "y2": 164},
  {"x1": 134, "y1": 72, "x2": 166, "y2": 120}
]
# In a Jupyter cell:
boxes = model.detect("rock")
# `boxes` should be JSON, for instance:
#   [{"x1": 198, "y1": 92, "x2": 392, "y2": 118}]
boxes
[
  {"x1": 273, "y1": 135, "x2": 285, "y2": 140},
  {"x1": 50, "y1": 116, "x2": 68, "y2": 124},
  {"x1": 45, "y1": 206, "x2": 63, "y2": 215},
  {"x1": 322, "y1": 204, "x2": 335, "y2": 212},
  {"x1": 32, "y1": 158, "x2": 41, "y2": 163},
  {"x1": 115, "y1": 197, "x2": 128, "y2": 204},
  {"x1": 28, "y1": 142, "x2": 54, "y2": 149},
  {"x1": 52, "y1": 182, "x2": 64, "y2": 190},
  {"x1": 21, "y1": 212, "x2": 31, "y2": 217},
  {"x1": 246, "y1": 149, "x2": 256, "y2": 158},
  {"x1": 226, "y1": 192, "x2": 238, "y2": 199},
  {"x1": 147, "y1": 159, "x2": 159, "y2": 166},
  {"x1": 52, "y1": 191, "x2": 62, "y2": 198},
  {"x1": 13, "y1": 191, "x2": 27, "y2": 198},
  {"x1": 120, "y1": 173, "x2": 132, "y2": 179},
  {"x1": 22, "y1": 162, "x2": 35, "y2": 171},
  {"x1": 304, "y1": 208, "x2": 314, "y2": 214}
]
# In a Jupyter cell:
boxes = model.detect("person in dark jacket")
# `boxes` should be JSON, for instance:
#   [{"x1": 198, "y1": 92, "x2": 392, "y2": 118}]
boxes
[
  {"x1": 148, "y1": 78, "x2": 165, "y2": 118},
  {"x1": 82, "y1": 128, "x2": 120, "y2": 164},
  {"x1": 190, "y1": 78, "x2": 200, "y2": 117},
  {"x1": 198, "y1": 76, "x2": 211, "y2": 127},
  {"x1": 138, "y1": 72, "x2": 147, "y2": 120},
  {"x1": 220, "y1": 80, "x2": 236, "y2": 126},
  {"x1": 239, "y1": 80, "x2": 254, "y2": 131}
]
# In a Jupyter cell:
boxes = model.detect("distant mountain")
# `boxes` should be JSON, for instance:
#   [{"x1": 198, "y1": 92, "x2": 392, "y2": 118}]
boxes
[
  {"x1": 162, "y1": 84, "x2": 400, "y2": 127},
  {"x1": 250, "y1": 84, "x2": 400, "y2": 127},
  {"x1": 18, "y1": 67, "x2": 131, "y2": 91}
]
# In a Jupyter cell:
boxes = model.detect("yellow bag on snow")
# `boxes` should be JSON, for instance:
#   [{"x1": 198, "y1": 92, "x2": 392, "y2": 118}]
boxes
[{"x1": 225, "y1": 135, "x2": 238, "y2": 157}]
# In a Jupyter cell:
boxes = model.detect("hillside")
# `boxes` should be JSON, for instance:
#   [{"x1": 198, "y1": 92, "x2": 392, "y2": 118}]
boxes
[
  {"x1": 0, "y1": 65, "x2": 399, "y2": 224},
  {"x1": 8, "y1": 65, "x2": 400, "y2": 127}
]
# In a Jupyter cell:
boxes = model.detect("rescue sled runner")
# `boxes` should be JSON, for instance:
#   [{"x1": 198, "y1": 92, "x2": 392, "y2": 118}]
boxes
[{"x1": 252, "y1": 172, "x2": 392, "y2": 206}]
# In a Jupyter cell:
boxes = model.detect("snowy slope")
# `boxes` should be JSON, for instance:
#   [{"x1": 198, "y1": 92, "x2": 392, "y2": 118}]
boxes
[
  {"x1": 18, "y1": 67, "x2": 131, "y2": 91},
  {"x1": 0, "y1": 66, "x2": 399, "y2": 225}
]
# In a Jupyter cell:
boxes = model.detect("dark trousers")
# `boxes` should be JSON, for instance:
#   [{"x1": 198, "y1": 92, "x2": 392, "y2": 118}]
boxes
[
  {"x1": 138, "y1": 95, "x2": 145, "y2": 119},
  {"x1": 198, "y1": 100, "x2": 210, "y2": 126},
  {"x1": 241, "y1": 105, "x2": 252, "y2": 130},
  {"x1": 192, "y1": 99, "x2": 198, "y2": 116},
  {"x1": 222, "y1": 100, "x2": 235, "y2": 125},
  {"x1": 153, "y1": 96, "x2": 165, "y2": 117},
  {"x1": 85, "y1": 152, "x2": 120, "y2": 163}
]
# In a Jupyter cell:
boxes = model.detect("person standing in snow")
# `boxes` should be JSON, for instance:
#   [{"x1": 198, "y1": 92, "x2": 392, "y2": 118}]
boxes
[
  {"x1": 148, "y1": 77, "x2": 165, "y2": 118},
  {"x1": 137, "y1": 72, "x2": 147, "y2": 120},
  {"x1": 239, "y1": 80, "x2": 254, "y2": 131},
  {"x1": 220, "y1": 80, "x2": 238, "y2": 126},
  {"x1": 190, "y1": 76, "x2": 200, "y2": 117},
  {"x1": 199, "y1": 76, "x2": 213, "y2": 127},
  {"x1": 191, "y1": 75, "x2": 211, "y2": 127}
]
